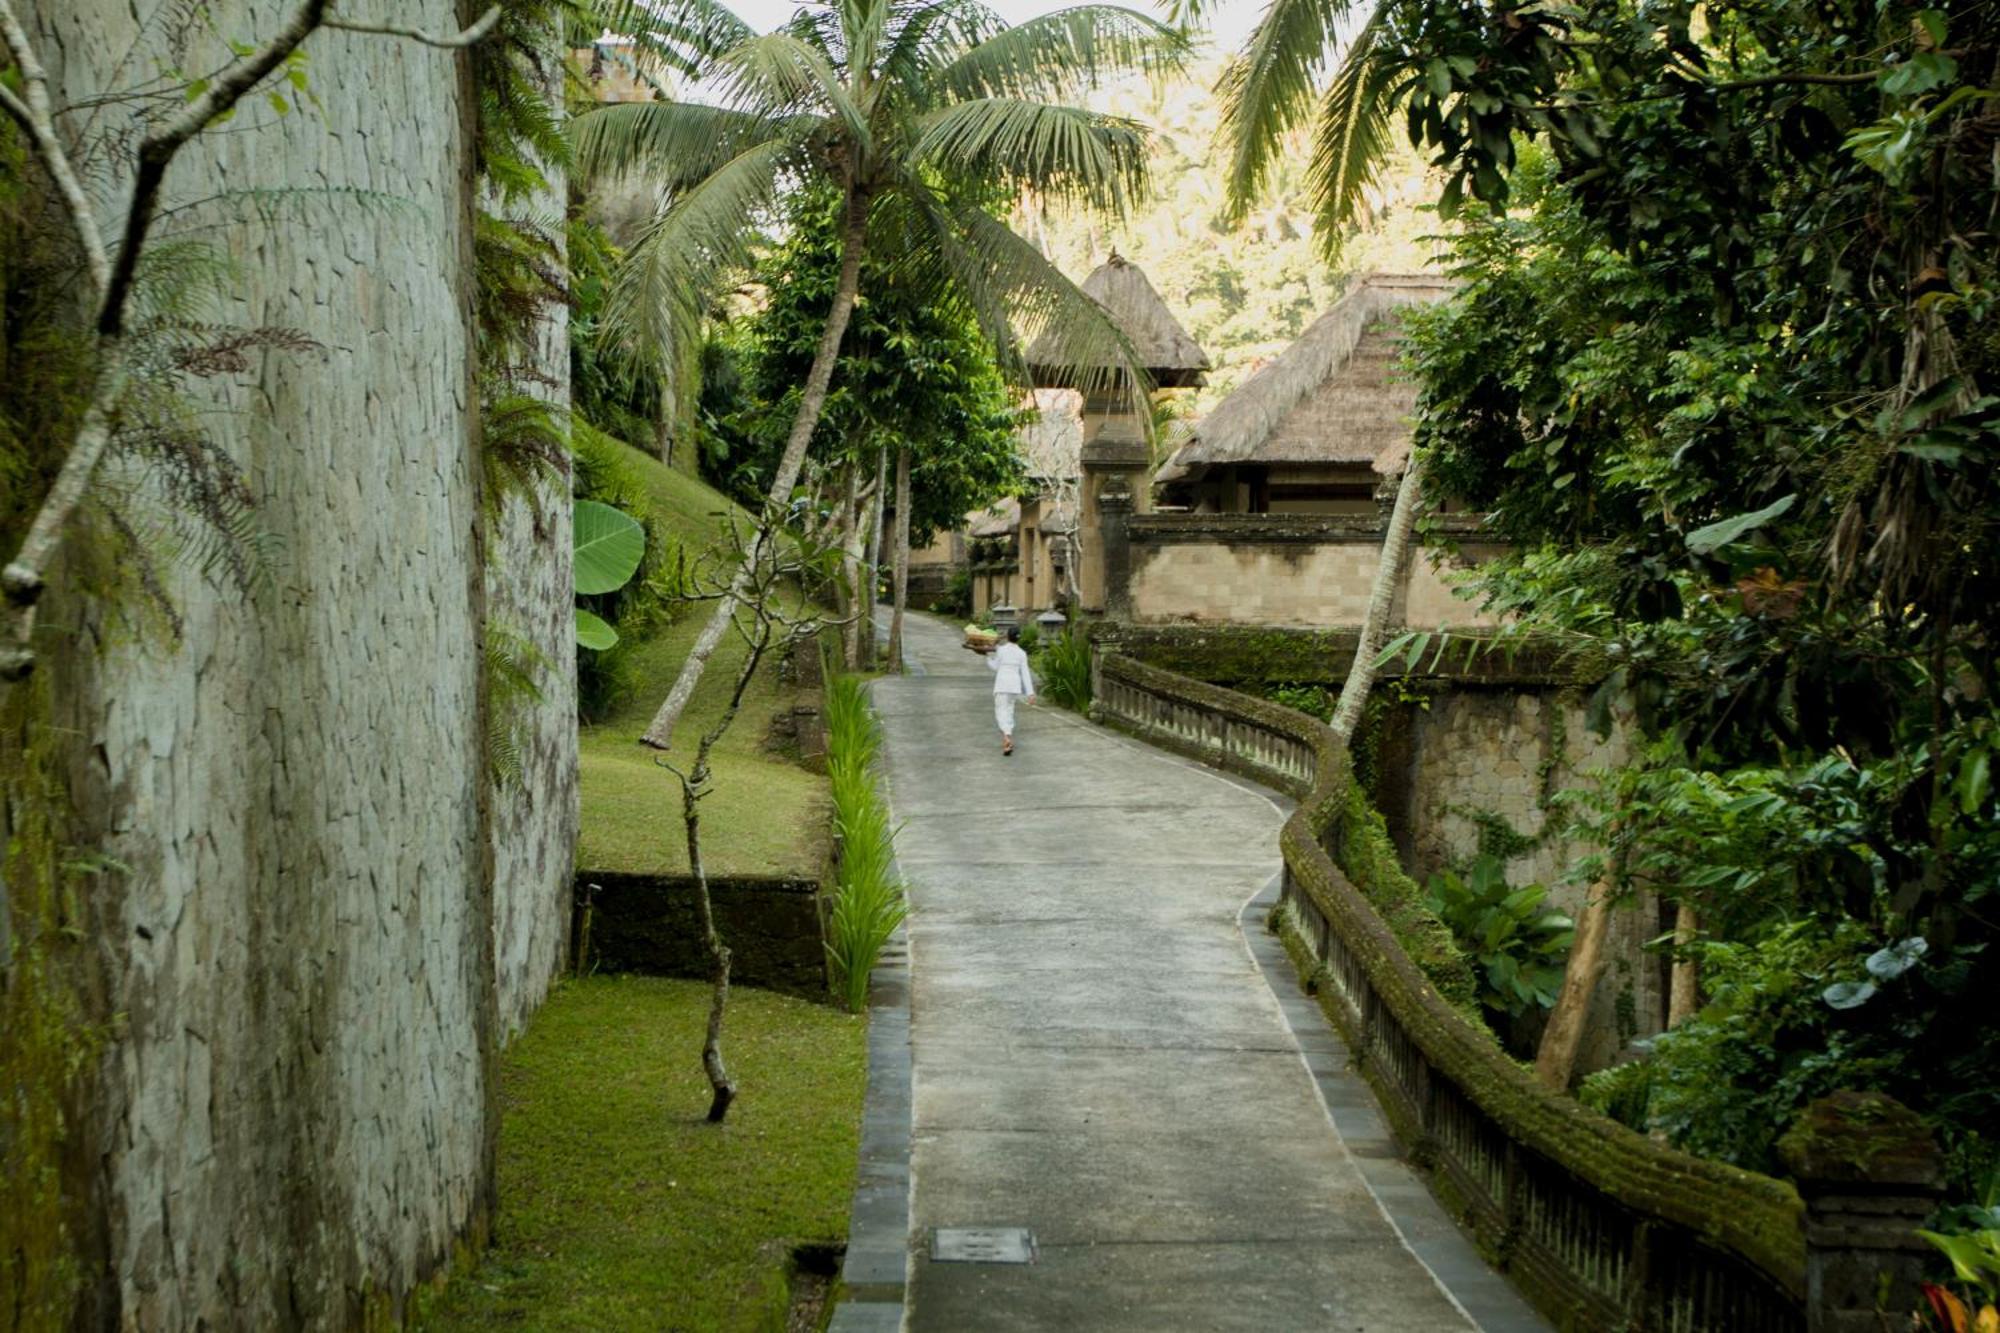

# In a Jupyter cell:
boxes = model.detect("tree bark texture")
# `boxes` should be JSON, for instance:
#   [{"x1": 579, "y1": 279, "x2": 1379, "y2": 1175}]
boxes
[
  {"x1": 640, "y1": 188, "x2": 870, "y2": 749},
  {"x1": 682, "y1": 773, "x2": 736, "y2": 1122},
  {"x1": 838, "y1": 463, "x2": 862, "y2": 669},
  {"x1": 889, "y1": 445, "x2": 912, "y2": 672},
  {"x1": 1667, "y1": 904, "x2": 1700, "y2": 1028},
  {"x1": 856, "y1": 446, "x2": 888, "y2": 668},
  {"x1": 1535, "y1": 879, "x2": 1615, "y2": 1091},
  {"x1": 4, "y1": 4, "x2": 556, "y2": 1324},
  {"x1": 1330, "y1": 453, "x2": 1424, "y2": 743}
]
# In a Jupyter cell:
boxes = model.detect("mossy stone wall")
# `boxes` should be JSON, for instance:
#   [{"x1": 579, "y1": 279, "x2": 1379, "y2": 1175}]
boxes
[{"x1": 571, "y1": 873, "x2": 829, "y2": 999}]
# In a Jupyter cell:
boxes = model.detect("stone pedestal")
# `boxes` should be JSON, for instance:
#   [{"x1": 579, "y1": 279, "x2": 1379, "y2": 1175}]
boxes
[{"x1": 1778, "y1": 1091, "x2": 1944, "y2": 1333}]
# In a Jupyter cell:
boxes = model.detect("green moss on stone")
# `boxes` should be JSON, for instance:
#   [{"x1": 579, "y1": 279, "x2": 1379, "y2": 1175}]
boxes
[
  {"x1": 0, "y1": 677, "x2": 105, "y2": 1331},
  {"x1": 1098, "y1": 650, "x2": 1809, "y2": 1306}
]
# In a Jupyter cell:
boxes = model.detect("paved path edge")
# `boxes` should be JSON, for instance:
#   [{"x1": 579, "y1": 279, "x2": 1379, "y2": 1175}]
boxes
[
  {"x1": 828, "y1": 671, "x2": 914, "y2": 1333},
  {"x1": 1043, "y1": 707, "x2": 1550, "y2": 1333}
]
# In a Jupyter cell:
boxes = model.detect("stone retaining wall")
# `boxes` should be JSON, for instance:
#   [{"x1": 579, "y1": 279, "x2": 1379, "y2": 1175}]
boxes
[{"x1": 571, "y1": 873, "x2": 829, "y2": 998}]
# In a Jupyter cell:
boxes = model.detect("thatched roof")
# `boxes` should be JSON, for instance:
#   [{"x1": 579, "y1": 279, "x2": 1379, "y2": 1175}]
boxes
[
  {"x1": 966, "y1": 497, "x2": 1020, "y2": 537},
  {"x1": 1025, "y1": 253, "x2": 1211, "y2": 389},
  {"x1": 1158, "y1": 275, "x2": 1450, "y2": 484}
]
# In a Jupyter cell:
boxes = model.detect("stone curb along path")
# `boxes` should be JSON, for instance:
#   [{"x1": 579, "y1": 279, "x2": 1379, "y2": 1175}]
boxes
[{"x1": 831, "y1": 612, "x2": 1547, "y2": 1333}]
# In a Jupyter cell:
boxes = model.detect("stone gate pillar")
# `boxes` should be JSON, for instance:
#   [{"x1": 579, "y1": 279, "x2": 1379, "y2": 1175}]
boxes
[
  {"x1": 1778, "y1": 1091, "x2": 1944, "y2": 1333},
  {"x1": 1078, "y1": 400, "x2": 1150, "y2": 616}
]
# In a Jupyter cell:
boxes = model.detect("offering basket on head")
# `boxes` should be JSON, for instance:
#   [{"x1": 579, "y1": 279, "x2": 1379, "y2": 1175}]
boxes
[{"x1": 962, "y1": 625, "x2": 999, "y2": 654}]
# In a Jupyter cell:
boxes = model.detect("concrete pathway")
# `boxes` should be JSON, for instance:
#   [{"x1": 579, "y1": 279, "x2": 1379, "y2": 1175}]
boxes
[{"x1": 871, "y1": 613, "x2": 1523, "y2": 1332}]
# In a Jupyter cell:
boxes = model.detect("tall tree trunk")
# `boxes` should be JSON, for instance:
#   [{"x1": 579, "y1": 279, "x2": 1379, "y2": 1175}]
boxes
[
  {"x1": 1667, "y1": 903, "x2": 1700, "y2": 1028},
  {"x1": 888, "y1": 445, "x2": 912, "y2": 671},
  {"x1": 863, "y1": 445, "x2": 888, "y2": 663},
  {"x1": 838, "y1": 463, "x2": 863, "y2": 670},
  {"x1": 1535, "y1": 878, "x2": 1614, "y2": 1091},
  {"x1": 1329, "y1": 453, "x2": 1424, "y2": 743},
  {"x1": 641, "y1": 188, "x2": 870, "y2": 750}
]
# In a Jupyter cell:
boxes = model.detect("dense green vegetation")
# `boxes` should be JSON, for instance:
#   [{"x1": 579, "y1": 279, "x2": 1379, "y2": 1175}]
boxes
[
  {"x1": 823, "y1": 675, "x2": 908, "y2": 1012},
  {"x1": 571, "y1": 432, "x2": 825, "y2": 877},
  {"x1": 1373, "y1": 0, "x2": 1998, "y2": 1198},
  {"x1": 415, "y1": 977, "x2": 864, "y2": 1332},
  {"x1": 698, "y1": 192, "x2": 1027, "y2": 539}
]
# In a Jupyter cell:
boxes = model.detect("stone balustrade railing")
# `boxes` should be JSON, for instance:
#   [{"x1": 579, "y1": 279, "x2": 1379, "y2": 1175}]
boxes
[{"x1": 1092, "y1": 650, "x2": 1812, "y2": 1332}]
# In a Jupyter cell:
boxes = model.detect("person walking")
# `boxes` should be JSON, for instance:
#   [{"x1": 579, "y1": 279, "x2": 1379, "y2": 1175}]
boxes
[{"x1": 986, "y1": 626, "x2": 1036, "y2": 756}]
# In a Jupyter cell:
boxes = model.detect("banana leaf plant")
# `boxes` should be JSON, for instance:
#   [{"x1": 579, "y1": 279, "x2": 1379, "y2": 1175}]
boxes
[{"x1": 573, "y1": 498, "x2": 646, "y2": 650}]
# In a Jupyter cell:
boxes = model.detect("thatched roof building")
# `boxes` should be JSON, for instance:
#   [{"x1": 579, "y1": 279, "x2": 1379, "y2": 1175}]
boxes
[
  {"x1": 1025, "y1": 253, "x2": 1211, "y2": 388},
  {"x1": 1156, "y1": 275, "x2": 1449, "y2": 514}
]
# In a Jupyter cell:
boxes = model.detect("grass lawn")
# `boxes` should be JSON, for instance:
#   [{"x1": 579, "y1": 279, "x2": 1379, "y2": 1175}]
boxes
[
  {"x1": 416, "y1": 976, "x2": 866, "y2": 1332},
  {"x1": 579, "y1": 446, "x2": 827, "y2": 879}
]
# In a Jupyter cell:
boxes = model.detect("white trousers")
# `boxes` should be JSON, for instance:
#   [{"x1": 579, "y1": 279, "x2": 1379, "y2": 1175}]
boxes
[{"x1": 994, "y1": 691, "x2": 1019, "y2": 736}]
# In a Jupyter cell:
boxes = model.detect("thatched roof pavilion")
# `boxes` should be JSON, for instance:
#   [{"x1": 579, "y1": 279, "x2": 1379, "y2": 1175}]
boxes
[
  {"x1": 1025, "y1": 253, "x2": 1211, "y2": 388},
  {"x1": 1158, "y1": 275, "x2": 1450, "y2": 496}
]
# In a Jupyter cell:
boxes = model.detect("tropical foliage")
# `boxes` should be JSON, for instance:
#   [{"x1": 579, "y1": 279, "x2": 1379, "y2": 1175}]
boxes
[
  {"x1": 700, "y1": 190, "x2": 1026, "y2": 538},
  {"x1": 1424, "y1": 855, "x2": 1573, "y2": 1023},
  {"x1": 824, "y1": 673, "x2": 907, "y2": 1013},
  {"x1": 1384, "y1": 0, "x2": 1999, "y2": 1196},
  {"x1": 1032, "y1": 627, "x2": 1094, "y2": 713},
  {"x1": 577, "y1": 0, "x2": 1188, "y2": 745}
]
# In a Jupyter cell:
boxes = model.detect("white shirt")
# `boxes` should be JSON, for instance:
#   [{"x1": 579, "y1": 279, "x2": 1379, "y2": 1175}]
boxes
[{"x1": 987, "y1": 641, "x2": 1036, "y2": 696}]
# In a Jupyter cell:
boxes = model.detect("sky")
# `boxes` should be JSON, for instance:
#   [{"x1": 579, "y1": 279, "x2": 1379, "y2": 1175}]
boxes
[{"x1": 722, "y1": 0, "x2": 1268, "y2": 55}]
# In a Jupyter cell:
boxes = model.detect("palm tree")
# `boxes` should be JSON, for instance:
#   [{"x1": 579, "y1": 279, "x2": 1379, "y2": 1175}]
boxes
[
  {"x1": 1171, "y1": 0, "x2": 1398, "y2": 254},
  {"x1": 579, "y1": 0, "x2": 1187, "y2": 748}
]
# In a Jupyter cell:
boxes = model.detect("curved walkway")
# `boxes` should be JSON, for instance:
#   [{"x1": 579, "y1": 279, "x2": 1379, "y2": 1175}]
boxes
[{"x1": 871, "y1": 613, "x2": 1539, "y2": 1331}]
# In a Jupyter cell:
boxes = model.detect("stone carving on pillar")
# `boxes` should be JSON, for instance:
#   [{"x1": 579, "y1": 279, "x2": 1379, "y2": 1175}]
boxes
[{"x1": 1777, "y1": 1090, "x2": 1945, "y2": 1333}]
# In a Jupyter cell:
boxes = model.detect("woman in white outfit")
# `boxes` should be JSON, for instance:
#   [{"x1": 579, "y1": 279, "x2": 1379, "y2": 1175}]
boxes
[{"x1": 986, "y1": 626, "x2": 1036, "y2": 756}]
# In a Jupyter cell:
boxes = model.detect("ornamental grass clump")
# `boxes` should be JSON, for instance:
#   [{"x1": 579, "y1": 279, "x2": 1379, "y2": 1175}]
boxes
[
  {"x1": 824, "y1": 675, "x2": 906, "y2": 1013},
  {"x1": 1035, "y1": 629, "x2": 1094, "y2": 712}
]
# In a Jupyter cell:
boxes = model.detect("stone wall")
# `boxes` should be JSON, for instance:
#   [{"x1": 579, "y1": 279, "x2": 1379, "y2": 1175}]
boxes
[
  {"x1": 487, "y1": 57, "x2": 580, "y2": 1041},
  {"x1": 572, "y1": 874, "x2": 829, "y2": 998},
  {"x1": 0, "y1": 4, "x2": 571, "y2": 1325},
  {"x1": 1370, "y1": 687, "x2": 1660, "y2": 1069},
  {"x1": 1125, "y1": 515, "x2": 1502, "y2": 628}
]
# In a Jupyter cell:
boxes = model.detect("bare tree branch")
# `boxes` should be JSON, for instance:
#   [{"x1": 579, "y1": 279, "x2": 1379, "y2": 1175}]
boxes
[
  {"x1": 0, "y1": 0, "x2": 112, "y2": 294},
  {"x1": 324, "y1": 5, "x2": 502, "y2": 50}
]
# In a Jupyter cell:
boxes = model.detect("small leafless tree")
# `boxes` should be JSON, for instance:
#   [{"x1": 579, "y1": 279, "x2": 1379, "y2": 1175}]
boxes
[{"x1": 656, "y1": 517, "x2": 848, "y2": 1123}]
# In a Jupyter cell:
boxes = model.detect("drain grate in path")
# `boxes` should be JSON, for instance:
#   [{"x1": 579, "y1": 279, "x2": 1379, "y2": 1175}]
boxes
[{"x1": 930, "y1": 1228, "x2": 1036, "y2": 1264}]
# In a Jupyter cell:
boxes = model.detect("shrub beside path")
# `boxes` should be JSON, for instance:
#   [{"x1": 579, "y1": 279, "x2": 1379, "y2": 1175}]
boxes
[{"x1": 873, "y1": 612, "x2": 1523, "y2": 1331}]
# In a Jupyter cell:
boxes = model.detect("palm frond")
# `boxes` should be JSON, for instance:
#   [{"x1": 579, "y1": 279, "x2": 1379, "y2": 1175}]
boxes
[
  {"x1": 911, "y1": 99, "x2": 1150, "y2": 216},
  {"x1": 898, "y1": 174, "x2": 1153, "y2": 418},
  {"x1": 711, "y1": 30, "x2": 871, "y2": 152},
  {"x1": 570, "y1": 99, "x2": 792, "y2": 191},
  {"x1": 601, "y1": 138, "x2": 791, "y2": 383},
  {"x1": 936, "y1": 5, "x2": 1189, "y2": 103},
  {"x1": 879, "y1": 0, "x2": 999, "y2": 98},
  {"x1": 1217, "y1": 0, "x2": 1356, "y2": 224},
  {"x1": 594, "y1": 0, "x2": 756, "y2": 78},
  {"x1": 1304, "y1": 8, "x2": 1396, "y2": 256}
]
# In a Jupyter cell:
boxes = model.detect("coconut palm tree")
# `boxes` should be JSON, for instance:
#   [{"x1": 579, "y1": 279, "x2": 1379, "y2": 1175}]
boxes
[
  {"x1": 1171, "y1": 0, "x2": 1397, "y2": 254},
  {"x1": 578, "y1": 0, "x2": 1187, "y2": 748}
]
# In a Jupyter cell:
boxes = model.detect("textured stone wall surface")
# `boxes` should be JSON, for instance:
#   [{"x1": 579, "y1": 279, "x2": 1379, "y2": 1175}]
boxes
[
  {"x1": 486, "y1": 67, "x2": 579, "y2": 1040},
  {"x1": 1129, "y1": 539, "x2": 1498, "y2": 628},
  {"x1": 1391, "y1": 688, "x2": 1660, "y2": 1067},
  {"x1": 19, "y1": 3, "x2": 551, "y2": 1324}
]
